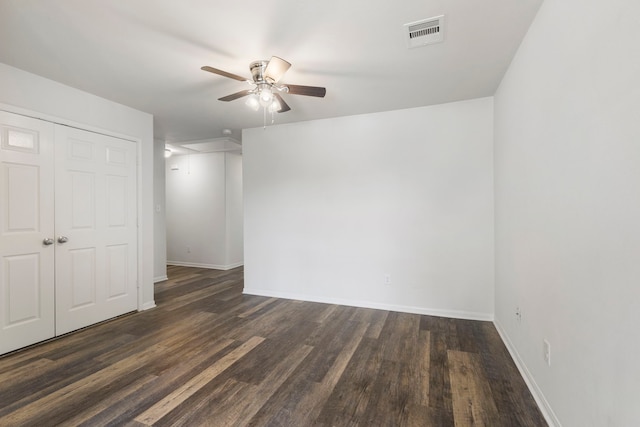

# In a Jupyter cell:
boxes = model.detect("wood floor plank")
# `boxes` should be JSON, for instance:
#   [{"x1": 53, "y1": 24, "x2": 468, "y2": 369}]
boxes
[
  {"x1": 162, "y1": 280, "x2": 237, "y2": 312},
  {"x1": 224, "y1": 320, "x2": 320, "y2": 386},
  {"x1": 315, "y1": 303, "x2": 339, "y2": 323},
  {"x1": 0, "y1": 343, "x2": 167, "y2": 426},
  {"x1": 94, "y1": 311, "x2": 217, "y2": 364},
  {"x1": 164, "y1": 378, "x2": 251, "y2": 427},
  {"x1": 57, "y1": 374, "x2": 159, "y2": 427},
  {"x1": 266, "y1": 320, "x2": 370, "y2": 426},
  {"x1": 237, "y1": 297, "x2": 279, "y2": 318},
  {"x1": 224, "y1": 299, "x2": 306, "y2": 342},
  {"x1": 84, "y1": 335, "x2": 240, "y2": 426},
  {"x1": 0, "y1": 266, "x2": 547, "y2": 426},
  {"x1": 313, "y1": 336, "x2": 379, "y2": 426},
  {"x1": 0, "y1": 357, "x2": 54, "y2": 385},
  {"x1": 0, "y1": 331, "x2": 142, "y2": 417},
  {"x1": 448, "y1": 350, "x2": 500, "y2": 427},
  {"x1": 426, "y1": 316, "x2": 456, "y2": 426},
  {"x1": 300, "y1": 317, "x2": 361, "y2": 383},
  {"x1": 169, "y1": 344, "x2": 314, "y2": 426},
  {"x1": 417, "y1": 329, "x2": 432, "y2": 406},
  {"x1": 134, "y1": 336, "x2": 264, "y2": 425}
]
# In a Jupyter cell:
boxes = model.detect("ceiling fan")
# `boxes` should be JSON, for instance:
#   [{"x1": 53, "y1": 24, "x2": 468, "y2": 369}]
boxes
[{"x1": 201, "y1": 56, "x2": 326, "y2": 113}]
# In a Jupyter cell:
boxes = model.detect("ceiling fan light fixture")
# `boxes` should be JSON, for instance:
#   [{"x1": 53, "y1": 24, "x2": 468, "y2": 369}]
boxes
[
  {"x1": 264, "y1": 56, "x2": 292, "y2": 83},
  {"x1": 268, "y1": 99, "x2": 281, "y2": 113},
  {"x1": 258, "y1": 87, "x2": 273, "y2": 106},
  {"x1": 245, "y1": 94, "x2": 260, "y2": 111}
]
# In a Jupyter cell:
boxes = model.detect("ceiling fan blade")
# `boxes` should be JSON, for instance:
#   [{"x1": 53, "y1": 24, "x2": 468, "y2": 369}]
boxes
[
  {"x1": 264, "y1": 56, "x2": 291, "y2": 83},
  {"x1": 201, "y1": 66, "x2": 249, "y2": 82},
  {"x1": 218, "y1": 90, "x2": 252, "y2": 102},
  {"x1": 285, "y1": 84, "x2": 326, "y2": 98},
  {"x1": 273, "y1": 93, "x2": 291, "y2": 113}
]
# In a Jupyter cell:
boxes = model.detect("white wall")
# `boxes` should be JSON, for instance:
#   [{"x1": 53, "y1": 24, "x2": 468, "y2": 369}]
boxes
[
  {"x1": 0, "y1": 62, "x2": 155, "y2": 309},
  {"x1": 225, "y1": 152, "x2": 244, "y2": 267},
  {"x1": 153, "y1": 138, "x2": 168, "y2": 282},
  {"x1": 166, "y1": 152, "x2": 243, "y2": 269},
  {"x1": 243, "y1": 98, "x2": 494, "y2": 319},
  {"x1": 494, "y1": 0, "x2": 640, "y2": 425}
]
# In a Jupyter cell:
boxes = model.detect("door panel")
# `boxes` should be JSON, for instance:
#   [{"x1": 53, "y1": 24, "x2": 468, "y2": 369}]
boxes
[
  {"x1": 54, "y1": 126, "x2": 137, "y2": 335},
  {"x1": 5, "y1": 254, "x2": 41, "y2": 324},
  {"x1": 70, "y1": 171, "x2": 96, "y2": 229},
  {"x1": 69, "y1": 247, "x2": 96, "y2": 309},
  {"x1": 0, "y1": 111, "x2": 55, "y2": 354},
  {"x1": 106, "y1": 244, "x2": 128, "y2": 298}
]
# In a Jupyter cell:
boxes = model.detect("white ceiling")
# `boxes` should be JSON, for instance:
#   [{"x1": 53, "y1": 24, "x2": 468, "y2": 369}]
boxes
[{"x1": 0, "y1": 0, "x2": 542, "y2": 145}]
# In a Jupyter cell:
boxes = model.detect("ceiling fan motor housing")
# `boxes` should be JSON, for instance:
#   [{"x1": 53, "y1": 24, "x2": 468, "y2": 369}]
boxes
[{"x1": 250, "y1": 60, "x2": 269, "y2": 83}]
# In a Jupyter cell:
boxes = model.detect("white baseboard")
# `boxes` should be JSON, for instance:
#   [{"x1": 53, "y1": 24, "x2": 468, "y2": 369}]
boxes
[
  {"x1": 242, "y1": 288, "x2": 493, "y2": 321},
  {"x1": 493, "y1": 319, "x2": 561, "y2": 427},
  {"x1": 154, "y1": 275, "x2": 168, "y2": 283},
  {"x1": 167, "y1": 261, "x2": 244, "y2": 271},
  {"x1": 140, "y1": 301, "x2": 156, "y2": 311}
]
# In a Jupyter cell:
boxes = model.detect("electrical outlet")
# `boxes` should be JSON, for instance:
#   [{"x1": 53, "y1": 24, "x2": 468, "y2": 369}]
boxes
[
  {"x1": 543, "y1": 339, "x2": 551, "y2": 366},
  {"x1": 515, "y1": 306, "x2": 522, "y2": 323},
  {"x1": 186, "y1": 246, "x2": 191, "y2": 253},
  {"x1": 384, "y1": 274, "x2": 391, "y2": 285}
]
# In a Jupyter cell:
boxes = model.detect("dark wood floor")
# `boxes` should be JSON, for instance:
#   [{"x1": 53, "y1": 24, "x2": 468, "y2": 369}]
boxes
[{"x1": 0, "y1": 266, "x2": 546, "y2": 426}]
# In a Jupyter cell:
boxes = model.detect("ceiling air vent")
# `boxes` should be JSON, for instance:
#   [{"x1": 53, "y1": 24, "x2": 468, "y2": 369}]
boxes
[{"x1": 404, "y1": 15, "x2": 444, "y2": 48}]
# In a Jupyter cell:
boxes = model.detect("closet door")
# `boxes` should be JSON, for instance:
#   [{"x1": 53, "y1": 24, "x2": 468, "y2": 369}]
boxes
[
  {"x1": 0, "y1": 112, "x2": 55, "y2": 354},
  {"x1": 54, "y1": 126, "x2": 138, "y2": 335}
]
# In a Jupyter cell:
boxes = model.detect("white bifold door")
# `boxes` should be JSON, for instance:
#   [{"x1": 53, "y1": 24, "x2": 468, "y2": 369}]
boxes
[
  {"x1": 0, "y1": 112, "x2": 56, "y2": 354},
  {"x1": 54, "y1": 125, "x2": 138, "y2": 335},
  {"x1": 0, "y1": 111, "x2": 138, "y2": 354}
]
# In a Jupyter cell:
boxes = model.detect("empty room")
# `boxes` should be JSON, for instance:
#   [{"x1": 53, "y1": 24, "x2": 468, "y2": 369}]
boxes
[{"x1": 1, "y1": 0, "x2": 638, "y2": 426}]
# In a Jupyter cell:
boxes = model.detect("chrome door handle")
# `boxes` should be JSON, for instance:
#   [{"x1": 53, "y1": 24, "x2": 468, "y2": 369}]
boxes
[
  {"x1": 57, "y1": 236, "x2": 69, "y2": 244},
  {"x1": 43, "y1": 238, "x2": 54, "y2": 246}
]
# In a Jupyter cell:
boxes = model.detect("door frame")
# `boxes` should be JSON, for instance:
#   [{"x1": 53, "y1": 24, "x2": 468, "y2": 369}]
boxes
[{"x1": 0, "y1": 103, "x2": 148, "y2": 312}]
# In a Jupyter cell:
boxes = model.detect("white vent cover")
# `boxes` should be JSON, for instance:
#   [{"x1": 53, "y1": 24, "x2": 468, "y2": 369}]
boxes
[{"x1": 404, "y1": 15, "x2": 444, "y2": 48}]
